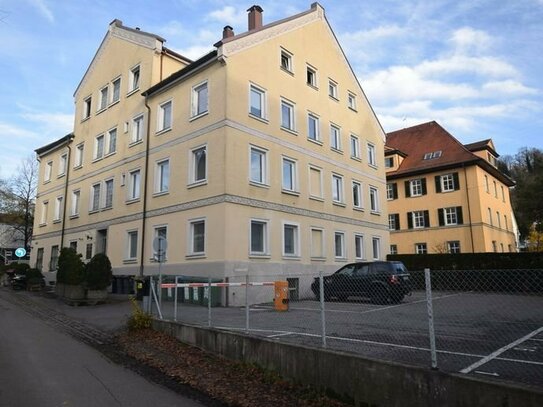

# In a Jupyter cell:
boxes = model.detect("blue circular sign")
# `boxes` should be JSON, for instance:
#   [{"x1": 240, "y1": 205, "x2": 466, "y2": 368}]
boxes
[{"x1": 15, "y1": 248, "x2": 26, "y2": 258}]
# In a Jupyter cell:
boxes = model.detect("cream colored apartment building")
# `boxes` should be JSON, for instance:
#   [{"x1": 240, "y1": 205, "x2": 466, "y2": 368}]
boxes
[
  {"x1": 385, "y1": 121, "x2": 518, "y2": 254},
  {"x1": 31, "y1": 4, "x2": 389, "y2": 297}
]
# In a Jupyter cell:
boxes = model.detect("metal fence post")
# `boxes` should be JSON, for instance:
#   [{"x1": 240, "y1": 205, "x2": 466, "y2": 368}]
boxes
[
  {"x1": 425, "y1": 268, "x2": 438, "y2": 369},
  {"x1": 208, "y1": 277, "x2": 212, "y2": 328},
  {"x1": 174, "y1": 276, "x2": 178, "y2": 322},
  {"x1": 319, "y1": 270, "x2": 327, "y2": 348},
  {"x1": 245, "y1": 274, "x2": 250, "y2": 333}
]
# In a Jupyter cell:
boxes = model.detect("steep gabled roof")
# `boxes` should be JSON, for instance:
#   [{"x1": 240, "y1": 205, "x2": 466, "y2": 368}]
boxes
[
  {"x1": 385, "y1": 121, "x2": 514, "y2": 186},
  {"x1": 35, "y1": 133, "x2": 74, "y2": 157},
  {"x1": 464, "y1": 139, "x2": 499, "y2": 157}
]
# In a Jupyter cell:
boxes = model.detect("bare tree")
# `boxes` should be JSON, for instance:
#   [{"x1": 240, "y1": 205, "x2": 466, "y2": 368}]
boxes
[{"x1": 0, "y1": 156, "x2": 38, "y2": 250}]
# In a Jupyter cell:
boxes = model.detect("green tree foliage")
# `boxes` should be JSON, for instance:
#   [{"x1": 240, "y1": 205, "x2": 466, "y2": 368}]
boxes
[
  {"x1": 85, "y1": 253, "x2": 112, "y2": 290},
  {"x1": 57, "y1": 247, "x2": 85, "y2": 285},
  {"x1": 499, "y1": 147, "x2": 543, "y2": 240}
]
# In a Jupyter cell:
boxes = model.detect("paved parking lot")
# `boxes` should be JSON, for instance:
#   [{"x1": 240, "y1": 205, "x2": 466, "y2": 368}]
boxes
[{"x1": 155, "y1": 289, "x2": 543, "y2": 389}]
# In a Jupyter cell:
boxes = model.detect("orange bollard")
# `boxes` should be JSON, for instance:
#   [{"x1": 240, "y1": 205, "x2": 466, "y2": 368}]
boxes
[{"x1": 274, "y1": 281, "x2": 289, "y2": 311}]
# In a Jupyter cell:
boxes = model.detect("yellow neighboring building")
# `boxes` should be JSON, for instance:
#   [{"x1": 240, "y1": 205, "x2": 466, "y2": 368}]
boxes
[
  {"x1": 31, "y1": 4, "x2": 389, "y2": 299},
  {"x1": 385, "y1": 121, "x2": 518, "y2": 254}
]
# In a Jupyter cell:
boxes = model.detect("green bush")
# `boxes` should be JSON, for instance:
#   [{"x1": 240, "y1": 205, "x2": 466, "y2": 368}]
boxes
[
  {"x1": 25, "y1": 268, "x2": 45, "y2": 286},
  {"x1": 57, "y1": 247, "x2": 85, "y2": 285},
  {"x1": 127, "y1": 297, "x2": 152, "y2": 330},
  {"x1": 9, "y1": 262, "x2": 30, "y2": 275},
  {"x1": 85, "y1": 253, "x2": 112, "y2": 290}
]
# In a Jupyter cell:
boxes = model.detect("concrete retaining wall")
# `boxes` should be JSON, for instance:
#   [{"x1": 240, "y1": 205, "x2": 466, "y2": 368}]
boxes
[{"x1": 153, "y1": 320, "x2": 543, "y2": 407}]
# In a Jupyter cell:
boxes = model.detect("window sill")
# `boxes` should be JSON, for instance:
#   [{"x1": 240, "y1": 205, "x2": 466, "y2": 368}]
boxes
[
  {"x1": 123, "y1": 259, "x2": 138, "y2": 264},
  {"x1": 126, "y1": 88, "x2": 139, "y2": 97},
  {"x1": 368, "y1": 163, "x2": 378, "y2": 170},
  {"x1": 187, "y1": 180, "x2": 207, "y2": 189},
  {"x1": 39, "y1": 223, "x2": 47, "y2": 227},
  {"x1": 88, "y1": 209, "x2": 99, "y2": 214},
  {"x1": 329, "y1": 95, "x2": 339, "y2": 102},
  {"x1": 282, "y1": 255, "x2": 301, "y2": 261},
  {"x1": 249, "y1": 254, "x2": 271, "y2": 259},
  {"x1": 69, "y1": 214, "x2": 79, "y2": 219},
  {"x1": 129, "y1": 139, "x2": 143, "y2": 148},
  {"x1": 309, "y1": 195, "x2": 324, "y2": 202},
  {"x1": 280, "y1": 66, "x2": 294, "y2": 76},
  {"x1": 331, "y1": 147, "x2": 343, "y2": 154},
  {"x1": 57, "y1": 174, "x2": 65, "y2": 179},
  {"x1": 334, "y1": 257, "x2": 348, "y2": 262},
  {"x1": 125, "y1": 198, "x2": 141, "y2": 205},
  {"x1": 53, "y1": 219, "x2": 61, "y2": 224},
  {"x1": 92, "y1": 157, "x2": 103, "y2": 163},
  {"x1": 280, "y1": 126, "x2": 298, "y2": 136},
  {"x1": 333, "y1": 201, "x2": 346, "y2": 207},
  {"x1": 96, "y1": 107, "x2": 107, "y2": 115},
  {"x1": 104, "y1": 151, "x2": 116, "y2": 158},
  {"x1": 73, "y1": 165, "x2": 82, "y2": 171},
  {"x1": 307, "y1": 138, "x2": 323, "y2": 146},
  {"x1": 186, "y1": 254, "x2": 206, "y2": 260},
  {"x1": 81, "y1": 116, "x2": 90, "y2": 123},
  {"x1": 310, "y1": 257, "x2": 326, "y2": 262},
  {"x1": 109, "y1": 99, "x2": 120, "y2": 108},
  {"x1": 307, "y1": 83, "x2": 318, "y2": 91},
  {"x1": 189, "y1": 111, "x2": 209, "y2": 122},
  {"x1": 370, "y1": 211, "x2": 381, "y2": 216},
  {"x1": 282, "y1": 189, "x2": 300, "y2": 197},
  {"x1": 350, "y1": 156, "x2": 362, "y2": 162},
  {"x1": 153, "y1": 191, "x2": 169, "y2": 197},
  {"x1": 156, "y1": 127, "x2": 172, "y2": 136},
  {"x1": 43, "y1": 180, "x2": 51, "y2": 184},
  {"x1": 249, "y1": 181, "x2": 270, "y2": 189},
  {"x1": 353, "y1": 206, "x2": 364, "y2": 212},
  {"x1": 249, "y1": 113, "x2": 269, "y2": 123},
  {"x1": 101, "y1": 206, "x2": 113, "y2": 212},
  {"x1": 348, "y1": 107, "x2": 358, "y2": 113}
]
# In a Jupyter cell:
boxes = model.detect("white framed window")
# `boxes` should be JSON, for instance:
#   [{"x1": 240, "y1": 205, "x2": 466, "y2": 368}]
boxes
[
  {"x1": 191, "y1": 81, "x2": 208, "y2": 118},
  {"x1": 74, "y1": 143, "x2": 84, "y2": 168},
  {"x1": 367, "y1": 143, "x2": 376, "y2": 166},
  {"x1": 54, "y1": 196, "x2": 63, "y2": 221},
  {"x1": 444, "y1": 207, "x2": 458, "y2": 225},
  {"x1": 282, "y1": 157, "x2": 298, "y2": 192},
  {"x1": 504, "y1": 214, "x2": 508, "y2": 230},
  {"x1": 44, "y1": 161, "x2": 52, "y2": 182},
  {"x1": 250, "y1": 146, "x2": 267, "y2": 185},
  {"x1": 369, "y1": 186, "x2": 379, "y2": 213},
  {"x1": 309, "y1": 165, "x2": 323, "y2": 199},
  {"x1": 310, "y1": 228, "x2": 324, "y2": 258},
  {"x1": 484, "y1": 175, "x2": 489, "y2": 193},
  {"x1": 328, "y1": 79, "x2": 338, "y2": 99},
  {"x1": 412, "y1": 211, "x2": 425, "y2": 228},
  {"x1": 350, "y1": 135, "x2": 360, "y2": 159},
  {"x1": 90, "y1": 183, "x2": 101, "y2": 212},
  {"x1": 385, "y1": 157, "x2": 394, "y2": 168},
  {"x1": 157, "y1": 100, "x2": 172, "y2": 132},
  {"x1": 40, "y1": 201, "x2": 48, "y2": 224},
  {"x1": 153, "y1": 226, "x2": 168, "y2": 260},
  {"x1": 127, "y1": 230, "x2": 138, "y2": 260},
  {"x1": 441, "y1": 174, "x2": 455, "y2": 192},
  {"x1": 388, "y1": 214, "x2": 397, "y2": 230},
  {"x1": 94, "y1": 134, "x2": 105, "y2": 160},
  {"x1": 372, "y1": 237, "x2": 381, "y2": 260},
  {"x1": 488, "y1": 207, "x2": 493, "y2": 225},
  {"x1": 249, "y1": 84, "x2": 266, "y2": 119},
  {"x1": 189, "y1": 218, "x2": 206, "y2": 255},
  {"x1": 410, "y1": 179, "x2": 423, "y2": 196},
  {"x1": 355, "y1": 234, "x2": 364, "y2": 259},
  {"x1": 104, "y1": 178, "x2": 114, "y2": 209},
  {"x1": 501, "y1": 186, "x2": 505, "y2": 202},
  {"x1": 99, "y1": 85, "x2": 108, "y2": 111},
  {"x1": 82, "y1": 96, "x2": 92, "y2": 119},
  {"x1": 189, "y1": 145, "x2": 207, "y2": 185},
  {"x1": 334, "y1": 232, "x2": 345, "y2": 259},
  {"x1": 307, "y1": 113, "x2": 320, "y2": 142},
  {"x1": 448, "y1": 241, "x2": 461, "y2": 253},
  {"x1": 155, "y1": 159, "x2": 170, "y2": 193},
  {"x1": 128, "y1": 169, "x2": 141, "y2": 201},
  {"x1": 132, "y1": 114, "x2": 144, "y2": 144},
  {"x1": 497, "y1": 211, "x2": 501, "y2": 228},
  {"x1": 415, "y1": 243, "x2": 427, "y2": 254},
  {"x1": 111, "y1": 77, "x2": 121, "y2": 104},
  {"x1": 493, "y1": 181, "x2": 497, "y2": 197},
  {"x1": 332, "y1": 174, "x2": 344, "y2": 203},
  {"x1": 330, "y1": 124, "x2": 341, "y2": 150},
  {"x1": 58, "y1": 153, "x2": 67, "y2": 176},
  {"x1": 352, "y1": 181, "x2": 362, "y2": 209},
  {"x1": 280, "y1": 99, "x2": 295, "y2": 131},
  {"x1": 386, "y1": 183, "x2": 396, "y2": 200},
  {"x1": 106, "y1": 128, "x2": 117, "y2": 155},
  {"x1": 306, "y1": 65, "x2": 317, "y2": 87},
  {"x1": 129, "y1": 65, "x2": 140, "y2": 93},
  {"x1": 71, "y1": 189, "x2": 80, "y2": 217},
  {"x1": 50, "y1": 245, "x2": 59, "y2": 271},
  {"x1": 390, "y1": 244, "x2": 398, "y2": 255},
  {"x1": 250, "y1": 219, "x2": 269, "y2": 255},
  {"x1": 347, "y1": 92, "x2": 357, "y2": 110},
  {"x1": 280, "y1": 48, "x2": 293, "y2": 72},
  {"x1": 282, "y1": 222, "x2": 299, "y2": 257}
]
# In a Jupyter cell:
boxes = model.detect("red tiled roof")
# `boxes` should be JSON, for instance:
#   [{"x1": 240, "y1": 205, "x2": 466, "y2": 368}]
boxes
[{"x1": 385, "y1": 121, "x2": 514, "y2": 186}]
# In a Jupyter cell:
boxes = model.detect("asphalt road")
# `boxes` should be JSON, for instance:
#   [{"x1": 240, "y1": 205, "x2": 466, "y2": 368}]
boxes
[{"x1": 0, "y1": 290, "x2": 203, "y2": 407}]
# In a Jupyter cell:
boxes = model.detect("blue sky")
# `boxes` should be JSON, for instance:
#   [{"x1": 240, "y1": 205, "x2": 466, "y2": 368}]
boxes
[{"x1": 0, "y1": 0, "x2": 542, "y2": 178}]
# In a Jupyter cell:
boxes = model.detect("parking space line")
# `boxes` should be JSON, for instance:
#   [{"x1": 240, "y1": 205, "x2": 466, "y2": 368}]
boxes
[
  {"x1": 460, "y1": 326, "x2": 543, "y2": 374},
  {"x1": 267, "y1": 332, "x2": 295, "y2": 338}
]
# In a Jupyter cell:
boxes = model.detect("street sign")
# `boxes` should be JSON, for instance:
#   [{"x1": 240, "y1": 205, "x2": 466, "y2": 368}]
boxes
[
  {"x1": 152, "y1": 237, "x2": 168, "y2": 262},
  {"x1": 15, "y1": 248, "x2": 26, "y2": 258}
]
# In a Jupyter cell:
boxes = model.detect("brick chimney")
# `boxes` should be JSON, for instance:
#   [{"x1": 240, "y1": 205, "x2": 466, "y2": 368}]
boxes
[
  {"x1": 247, "y1": 5, "x2": 263, "y2": 31},
  {"x1": 222, "y1": 25, "x2": 234, "y2": 39}
]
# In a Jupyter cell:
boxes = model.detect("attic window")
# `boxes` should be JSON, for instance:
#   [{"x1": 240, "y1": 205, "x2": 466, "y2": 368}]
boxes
[
  {"x1": 385, "y1": 157, "x2": 394, "y2": 168},
  {"x1": 423, "y1": 151, "x2": 442, "y2": 160}
]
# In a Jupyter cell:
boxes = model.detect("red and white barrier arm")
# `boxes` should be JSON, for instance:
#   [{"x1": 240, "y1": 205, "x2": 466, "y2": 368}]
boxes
[{"x1": 160, "y1": 281, "x2": 276, "y2": 289}]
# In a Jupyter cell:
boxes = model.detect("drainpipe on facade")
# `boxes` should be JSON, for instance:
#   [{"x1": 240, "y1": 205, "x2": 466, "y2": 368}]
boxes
[
  {"x1": 139, "y1": 97, "x2": 152, "y2": 278},
  {"x1": 60, "y1": 135, "x2": 75, "y2": 249},
  {"x1": 463, "y1": 164, "x2": 476, "y2": 253}
]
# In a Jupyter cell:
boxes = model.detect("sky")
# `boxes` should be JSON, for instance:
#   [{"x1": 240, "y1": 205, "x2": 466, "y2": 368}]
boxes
[{"x1": 0, "y1": 0, "x2": 542, "y2": 178}]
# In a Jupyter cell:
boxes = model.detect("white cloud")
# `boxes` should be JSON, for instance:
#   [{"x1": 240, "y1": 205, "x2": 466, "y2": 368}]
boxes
[
  {"x1": 482, "y1": 80, "x2": 538, "y2": 96},
  {"x1": 0, "y1": 122, "x2": 39, "y2": 140},
  {"x1": 417, "y1": 55, "x2": 518, "y2": 78},
  {"x1": 27, "y1": 0, "x2": 54, "y2": 23},
  {"x1": 20, "y1": 112, "x2": 73, "y2": 135},
  {"x1": 207, "y1": 5, "x2": 246, "y2": 28},
  {"x1": 450, "y1": 27, "x2": 492, "y2": 54}
]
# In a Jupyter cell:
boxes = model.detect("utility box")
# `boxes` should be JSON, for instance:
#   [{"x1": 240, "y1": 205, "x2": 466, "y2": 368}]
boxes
[{"x1": 274, "y1": 281, "x2": 289, "y2": 311}]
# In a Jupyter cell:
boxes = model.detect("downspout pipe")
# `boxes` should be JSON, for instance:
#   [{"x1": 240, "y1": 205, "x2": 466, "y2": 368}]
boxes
[
  {"x1": 463, "y1": 164, "x2": 475, "y2": 253},
  {"x1": 139, "y1": 96, "x2": 152, "y2": 278},
  {"x1": 60, "y1": 134, "x2": 75, "y2": 249}
]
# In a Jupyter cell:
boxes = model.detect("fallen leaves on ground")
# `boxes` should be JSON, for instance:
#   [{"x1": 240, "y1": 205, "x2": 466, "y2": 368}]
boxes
[{"x1": 117, "y1": 329, "x2": 350, "y2": 407}]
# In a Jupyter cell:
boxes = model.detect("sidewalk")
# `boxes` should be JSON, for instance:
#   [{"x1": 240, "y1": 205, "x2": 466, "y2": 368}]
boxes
[{"x1": 7, "y1": 288, "x2": 133, "y2": 333}]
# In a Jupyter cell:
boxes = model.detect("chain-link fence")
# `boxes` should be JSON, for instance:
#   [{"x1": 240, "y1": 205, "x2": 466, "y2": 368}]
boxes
[{"x1": 144, "y1": 266, "x2": 543, "y2": 388}]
